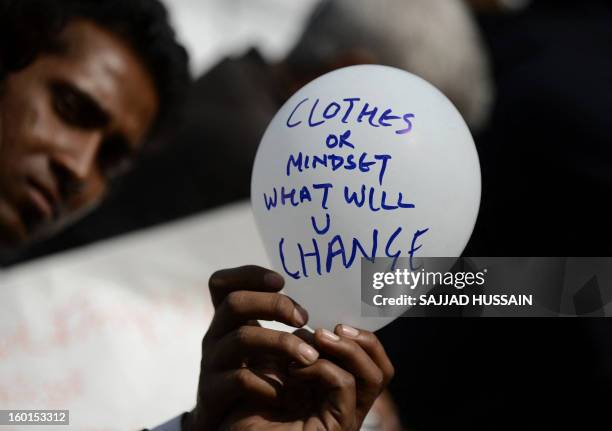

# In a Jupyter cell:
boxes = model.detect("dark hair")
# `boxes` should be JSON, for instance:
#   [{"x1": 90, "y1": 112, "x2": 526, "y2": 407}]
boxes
[{"x1": 0, "y1": 0, "x2": 190, "y2": 144}]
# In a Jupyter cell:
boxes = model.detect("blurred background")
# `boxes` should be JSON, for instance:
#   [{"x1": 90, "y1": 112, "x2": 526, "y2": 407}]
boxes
[
  {"x1": 3, "y1": 0, "x2": 612, "y2": 430},
  {"x1": 166, "y1": 0, "x2": 320, "y2": 75}
]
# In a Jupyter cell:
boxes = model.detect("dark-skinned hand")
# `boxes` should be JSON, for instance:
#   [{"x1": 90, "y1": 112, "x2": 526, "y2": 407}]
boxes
[{"x1": 184, "y1": 265, "x2": 394, "y2": 431}]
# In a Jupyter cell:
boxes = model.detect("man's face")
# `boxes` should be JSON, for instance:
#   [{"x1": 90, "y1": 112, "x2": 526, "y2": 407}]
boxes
[{"x1": 0, "y1": 19, "x2": 159, "y2": 247}]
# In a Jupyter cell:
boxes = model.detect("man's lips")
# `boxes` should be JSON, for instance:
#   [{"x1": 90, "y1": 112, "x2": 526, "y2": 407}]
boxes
[{"x1": 24, "y1": 179, "x2": 57, "y2": 223}]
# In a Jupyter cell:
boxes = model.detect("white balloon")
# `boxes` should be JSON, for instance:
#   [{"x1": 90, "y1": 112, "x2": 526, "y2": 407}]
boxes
[{"x1": 251, "y1": 65, "x2": 480, "y2": 331}]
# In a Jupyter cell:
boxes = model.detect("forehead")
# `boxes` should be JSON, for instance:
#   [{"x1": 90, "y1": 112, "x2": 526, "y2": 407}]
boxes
[{"x1": 48, "y1": 19, "x2": 159, "y2": 147}]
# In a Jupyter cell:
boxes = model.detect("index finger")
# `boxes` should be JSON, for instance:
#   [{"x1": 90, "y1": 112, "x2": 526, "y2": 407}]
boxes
[
  {"x1": 207, "y1": 291, "x2": 309, "y2": 338},
  {"x1": 209, "y1": 265, "x2": 285, "y2": 308}
]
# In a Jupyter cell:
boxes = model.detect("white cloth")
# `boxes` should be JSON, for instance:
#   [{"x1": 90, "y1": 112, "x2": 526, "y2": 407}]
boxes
[
  {"x1": 164, "y1": 0, "x2": 321, "y2": 75},
  {"x1": 0, "y1": 202, "x2": 268, "y2": 431}
]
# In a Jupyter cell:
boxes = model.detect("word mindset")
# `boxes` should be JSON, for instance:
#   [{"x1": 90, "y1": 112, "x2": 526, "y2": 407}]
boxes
[
  {"x1": 286, "y1": 151, "x2": 392, "y2": 186},
  {"x1": 286, "y1": 97, "x2": 415, "y2": 135}
]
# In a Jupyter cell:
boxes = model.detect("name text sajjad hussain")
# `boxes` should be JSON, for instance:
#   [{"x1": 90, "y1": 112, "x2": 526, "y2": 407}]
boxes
[{"x1": 370, "y1": 268, "x2": 533, "y2": 307}]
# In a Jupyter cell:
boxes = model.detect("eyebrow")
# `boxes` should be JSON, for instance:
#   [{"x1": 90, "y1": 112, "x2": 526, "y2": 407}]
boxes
[{"x1": 51, "y1": 80, "x2": 145, "y2": 157}]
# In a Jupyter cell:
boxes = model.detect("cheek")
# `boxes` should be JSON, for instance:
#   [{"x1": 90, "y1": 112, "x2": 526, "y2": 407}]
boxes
[
  {"x1": 0, "y1": 76, "x2": 48, "y2": 157},
  {"x1": 0, "y1": 79, "x2": 54, "y2": 196},
  {"x1": 0, "y1": 97, "x2": 24, "y2": 195}
]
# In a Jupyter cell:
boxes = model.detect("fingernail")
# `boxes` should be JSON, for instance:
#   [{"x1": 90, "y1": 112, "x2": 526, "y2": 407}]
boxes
[
  {"x1": 262, "y1": 371, "x2": 284, "y2": 386},
  {"x1": 339, "y1": 325, "x2": 359, "y2": 337},
  {"x1": 298, "y1": 343, "x2": 319, "y2": 364},
  {"x1": 264, "y1": 272, "x2": 284, "y2": 289},
  {"x1": 293, "y1": 305, "x2": 308, "y2": 327},
  {"x1": 321, "y1": 328, "x2": 340, "y2": 341}
]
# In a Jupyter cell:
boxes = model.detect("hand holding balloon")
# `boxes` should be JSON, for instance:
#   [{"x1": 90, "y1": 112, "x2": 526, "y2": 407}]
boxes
[
  {"x1": 187, "y1": 265, "x2": 394, "y2": 431},
  {"x1": 252, "y1": 65, "x2": 481, "y2": 331}
]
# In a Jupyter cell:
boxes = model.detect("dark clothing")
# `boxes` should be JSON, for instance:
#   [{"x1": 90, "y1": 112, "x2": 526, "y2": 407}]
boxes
[{"x1": 379, "y1": 2, "x2": 612, "y2": 430}]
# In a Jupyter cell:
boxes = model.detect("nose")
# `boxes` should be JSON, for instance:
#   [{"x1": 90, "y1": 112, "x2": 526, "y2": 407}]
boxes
[
  {"x1": 49, "y1": 130, "x2": 106, "y2": 202},
  {"x1": 52, "y1": 130, "x2": 103, "y2": 181}
]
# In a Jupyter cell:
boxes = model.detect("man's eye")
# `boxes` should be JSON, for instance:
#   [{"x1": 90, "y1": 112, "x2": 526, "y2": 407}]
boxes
[
  {"x1": 53, "y1": 86, "x2": 82, "y2": 125},
  {"x1": 51, "y1": 83, "x2": 108, "y2": 129}
]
